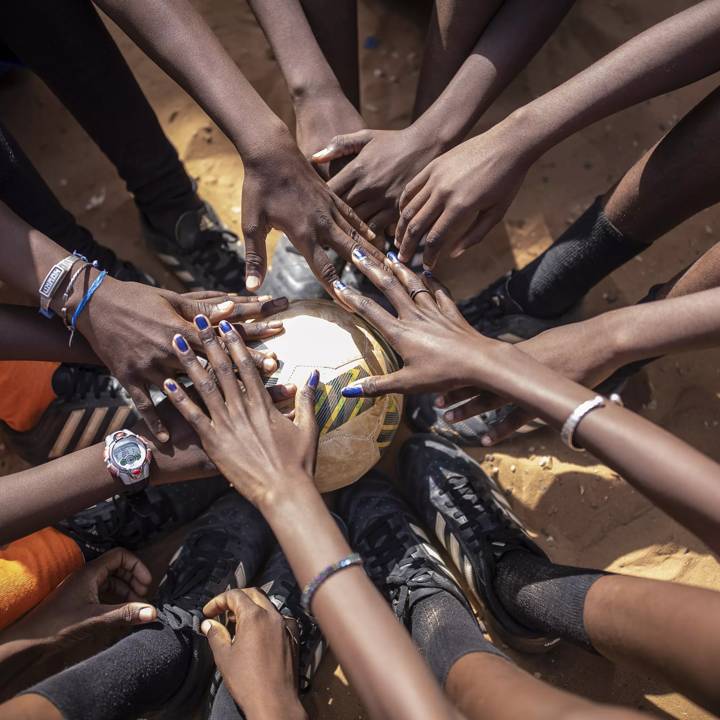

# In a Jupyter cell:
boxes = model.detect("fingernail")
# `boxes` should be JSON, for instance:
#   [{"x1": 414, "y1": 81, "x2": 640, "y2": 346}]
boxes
[
  {"x1": 217, "y1": 301, "x2": 234, "y2": 313},
  {"x1": 174, "y1": 335, "x2": 189, "y2": 353},
  {"x1": 267, "y1": 298, "x2": 289, "y2": 310},
  {"x1": 342, "y1": 385, "x2": 363, "y2": 398},
  {"x1": 481, "y1": 434, "x2": 492, "y2": 447},
  {"x1": 352, "y1": 247, "x2": 367, "y2": 262},
  {"x1": 267, "y1": 320, "x2": 284, "y2": 329},
  {"x1": 200, "y1": 620, "x2": 212, "y2": 635},
  {"x1": 246, "y1": 275, "x2": 261, "y2": 291},
  {"x1": 387, "y1": 251, "x2": 399, "y2": 263},
  {"x1": 312, "y1": 147, "x2": 332, "y2": 161},
  {"x1": 157, "y1": 430, "x2": 170, "y2": 444},
  {"x1": 219, "y1": 320, "x2": 233, "y2": 334},
  {"x1": 194, "y1": 315, "x2": 209, "y2": 330},
  {"x1": 139, "y1": 606, "x2": 156, "y2": 622},
  {"x1": 434, "y1": 395, "x2": 445, "y2": 408},
  {"x1": 164, "y1": 380, "x2": 178, "y2": 393},
  {"x1": 257, "y1": 294, "x2": 272, "y2": 302},
  {"x1": 333, "y1": 280, "x2": 347, "y2": 291},
  {"x1": 228, "y1": 292, "x2": 239, "y2": 297},
  {"x1": 308, "y1": 369, "x2": 319, "y2": 389},
  {"x1": 263, "y1": 358, "x2": 277, "y2": 373},
  {"x1": 394, "y1": 238, "x2": 401, "y2": 249}
]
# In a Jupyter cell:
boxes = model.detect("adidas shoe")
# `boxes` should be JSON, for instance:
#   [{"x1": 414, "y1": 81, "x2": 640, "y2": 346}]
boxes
[
  {"x1": 154, "y1": 492, "x2": 275, "y2": 716},
  {"x1": 56, "y1": 476, "x2": 230, "y2": 561},
  {"x1": 336, "y1": 471, "x2": 473, "y2": 630},
  {"x1": 399, "y1": 435, "x2": 559, "y2": 653},
  {"x1": 142, "y1": 200, "x2": 247, "y2": 294},
  {"x1": 0, "y1": 363, "x2": 138, "y2": 465}
]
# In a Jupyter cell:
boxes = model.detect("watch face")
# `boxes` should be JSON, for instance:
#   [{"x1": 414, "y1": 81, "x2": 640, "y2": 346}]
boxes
[{"x1": 111, "y1": 437, "x2": 147, "y2": 471}]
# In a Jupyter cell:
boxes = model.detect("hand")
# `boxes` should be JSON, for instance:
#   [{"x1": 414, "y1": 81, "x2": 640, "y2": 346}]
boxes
[
  {"x1": 3, "y1": 548, "x2": 156, "y2": 643},
  {"x1": 240, "y1": 136, "x2": 382, "y2": 293},
  {"x1": 162, "y1": 313, "x2": 319, "y2": 508},
  {"x1": 395, "y1": 122, "x2": 533, "y2": 269},
  {"x1": 75, "y1": 277, "x2": 289, "y2": 441},
  {"x1": 330, "y1": 247, "x2": 509, "y2": 398},
  {"x1": 312, "y1": 126, "x2": 444, "y2": 236},
  {"x1": 294, "y1": 91, "x2": 365, "y2": 178},
  {"x1": 201, "y1": 589, "x2": 305, "y2": 720}
]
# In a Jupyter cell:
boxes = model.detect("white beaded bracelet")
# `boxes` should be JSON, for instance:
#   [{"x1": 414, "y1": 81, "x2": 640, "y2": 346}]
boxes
[{"x1": 561, "y1": 393, "x2": 623, "y2": 451}]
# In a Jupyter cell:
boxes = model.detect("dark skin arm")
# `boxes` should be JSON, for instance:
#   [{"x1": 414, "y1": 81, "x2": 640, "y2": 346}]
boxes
[
  {"x1": 313, "y1": 0, "x2": 573, "y2": 234},
  {"x1": 332, "y1": 250, "x2": 720, "y2": 556},
  {"x1": 247, "y1": 0, "x2": 364, "y2": 167},
  {"x1": 396, "y1": 0, "x2": 720, "y2": 268},
  {"x1": 160, "y1": 317, "x2": 456, "y2": 720},
  {"x1": 93, "y1": 0, "x2": 378, "y2": 290}
]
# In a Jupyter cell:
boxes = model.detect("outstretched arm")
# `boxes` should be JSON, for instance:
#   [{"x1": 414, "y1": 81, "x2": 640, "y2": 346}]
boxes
[
  {"x1": 395, "y1": 0, "x2": 720, "y2": 267},
  {"x1": 93, "y1": 0, "x2": 378, "y2": 291}
]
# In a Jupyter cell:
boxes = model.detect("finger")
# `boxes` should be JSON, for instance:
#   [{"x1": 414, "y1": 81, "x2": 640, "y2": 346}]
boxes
[
  {"x1": 182, "y1": 291, "x2": 271, "y2": 302},
  {"x1": 421, "y1": 271, "x2": 464, "y2": 321},
  {"x1": 89, "y1": 548, "x2": 153, "y2": 593},
  {"x1": 193, "y1": 316, "x2": 243, "y2": 409},
  {"x1": 394, "y1": 187, "x2": 429, "y2": 252},
  {"x1": 367, "y1": 208, "x2": 396, "y2": 238},
  {"x1": 384, "y1": 252, "x2": 436, "y2": 312},
  {"x1": 341, "y1": 370, "x2": 407, "y2": 398},
  {"x1": 421, "y1": 208, "x2": 478, "y2": 271},
  {"x1": 200, "y1": 618, "x2": 232, "y2": 662},
  {"x1": 448, "y1": 212, "x2": 501, "y2": 259},
  {"x1": 349, "y1": 246, "x2": 415, "y2": 314},
  {"x1": 332, "y1": 279, "x2": 398, "y2": 338},
  {"x1": 171, "y1": 333, "x2": 228, "y2": 418},
  {"x1": 332, "y1": 194, "x2": 376, "y2": 244},
  {"x1": 311, "y1": 130, "x2": 373, "y2": 165},
  {"x1": 207, "y1": 297, "x2": 287, "y2": 323},
  {"x1": 332, "y1": 204, "x2": 384, "y2": 251},
  {"x1": 295, "y1": 370, "x2": 320, "y2": 472},
  {"x1": 398, "y1": 196, "x2": 442, "y2": 265},
  {"x1": 267, "y1": 383, "x2": 296, "y2": 405},
  {"x1": 478, "y1": 407, "x2": 534, "y2": 447},
  {"x1": 242, "y1": 211, "x2": 269, "y2": 292},
  {"x1": 163, "y1": 376, "x2": 213, "y2": 434},
  {"x1": 218, "y1": 320, "x2": 268, "y2": 407},
  {"x1": 398, "y1": 168, "x2": 429, "y2": 213},
  {"x1": 443, "y1": 393, "x2": 506, "y2": 422},
  {"x1": 235, "y1": 320, "x2": 284, "y2": 342},
  {"x1": 128, "y1": 385, "x2": 168, "y2": 444},
  {"x1": 242, "y1": 587, "x2": 279, "y2": 614},
  {"x1": 104, "y1": 576, "x2": 138, "y2": 602},
  {"x1": 436, "y1": 387, "x2": 491, "y2": 409},
  {"x1": 97, "y1": 602, "x2": 157, "y2": 626},
  {"x1": 354, "y1": 198, "x2": 386, "y2": 224},
  {"x1": 203, "y1": 588, "x2": 256, "y2": 619}
]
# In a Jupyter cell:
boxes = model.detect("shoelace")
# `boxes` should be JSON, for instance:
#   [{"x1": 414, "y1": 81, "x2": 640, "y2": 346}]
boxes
[{"x1": 386, "y1": 557, "x2": 447, "y2": 621}]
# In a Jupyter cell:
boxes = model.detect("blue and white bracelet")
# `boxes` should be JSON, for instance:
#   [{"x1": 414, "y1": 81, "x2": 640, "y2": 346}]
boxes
[{"x1": 301, "y1": 552, "x2": 363, "y2": 615}]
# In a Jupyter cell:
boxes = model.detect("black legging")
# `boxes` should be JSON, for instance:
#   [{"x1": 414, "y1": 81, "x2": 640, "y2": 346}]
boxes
[{"x1": 0, "y1": 0, "x2": 195, "y2": 242}]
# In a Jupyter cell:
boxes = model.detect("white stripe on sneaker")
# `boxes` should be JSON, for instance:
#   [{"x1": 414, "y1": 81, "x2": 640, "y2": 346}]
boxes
[
  {"x1": 76, "y1": 407, "x2": 108, "y2": 450},
  {"x1": 49, "y1": 409, "x2": 85, "y2": 458}
]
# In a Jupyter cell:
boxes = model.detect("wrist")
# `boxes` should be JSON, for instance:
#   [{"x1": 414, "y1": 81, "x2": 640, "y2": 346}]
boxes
[
  {"x1": 290, "y1": 78, "x2": 346, "y2": 111},
  {"x1": 497, "y1": 105, "x2": 550, "y2": 165},
  {"x1": 257, "y1": 470, "x2": 317, "y2": 521},
  {"x1": 244, "y1": 694, "x2": 307, "y2": 720},
  {"x1": 232, "y1": 117, "x2": 293, "y2": 167}
]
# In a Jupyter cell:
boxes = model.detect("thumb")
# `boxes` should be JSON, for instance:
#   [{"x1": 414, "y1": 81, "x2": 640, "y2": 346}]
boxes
[
  {"x1": 295, "y1": 370, "x2": 320, "y2": 472},
  {"x1": 340, "y1": 370, "x2": 405, "y2": 399},
  {"x1": 203, "y1": 300, "x2": 238, "y2": 323},
  {"x1": 201, "y1": 619, "x2": 232, "y2": 661},
  {"x1": 97, "y1": 602, "x2": 157, "y2": 626},
  {"x1": 311, "y1": 130, "x2": 373, "y2": 164}
]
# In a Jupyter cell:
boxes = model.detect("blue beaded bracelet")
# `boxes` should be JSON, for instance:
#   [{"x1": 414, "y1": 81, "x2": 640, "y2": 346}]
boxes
[{"x1": 301, "y1": 552, "x2": 363, "y2": 615}]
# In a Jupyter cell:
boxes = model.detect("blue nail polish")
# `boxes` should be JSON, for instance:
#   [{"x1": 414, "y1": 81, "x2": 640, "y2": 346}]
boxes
[
  {"x1": 422, "y1": 269, "x2": 433, "y2": 278},
  {"x1": 308, "y1": 369, "x2": 319, "y2": 389},
  {"x1": 351, "y1": 247, "x2": 367, "y2": 262},
  {"x1": 219, "y1": 320, "x2": 232, "y2": 334},
  {"x1": 194, "y1": 315, "x2": 209, "y2": 330},
  {"x1": 341, "y1": 385, "x2": 363, "y2": 398},
  {"x1": 165, "y1": 381, "x2": 178, "y2": 392},
  {"x1": 175, "y1": 335, "x2": 189, "y2": 353},
  {"x1": 387, "y1": 251, "x2": 399, "y2": 263},
  {"x1": 333, "y1": 280, "x2": 347, "y2": 291}
]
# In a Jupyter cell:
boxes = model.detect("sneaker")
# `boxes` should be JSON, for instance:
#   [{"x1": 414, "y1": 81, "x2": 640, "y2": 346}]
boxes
[
  {"x1": 399, "y1": 435, "x2": 559, "y2": 653},
  {"x1": 154, "y1": 492, "x2": 275, "y2": 716},
  {"x1": 256, "y1": 541, "x2": 326, "y2": 692},
  {"x1": 336, "y1": 471, "x2": 473, "y2": 631},
  {"x1": 0, "y1": 363, "x2": 138, "y2": 465},
  {"x1": 70, "y1": 225, "x2": 157, "y2": 285},
  {"x1": 262, "y1": 233, "x2": 339, "y2": 300},
  {"x1": 142, "y1": 200, "x2": 247, "y2": 294},
  {"x1": 56, "y1": 476, "x2": 230, "y2": 561}
]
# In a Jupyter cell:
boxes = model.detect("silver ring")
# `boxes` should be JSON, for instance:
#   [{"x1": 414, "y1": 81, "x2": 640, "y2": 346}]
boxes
[{"x1": 410, "y1": 288, "x2": 431, "y2": 301}]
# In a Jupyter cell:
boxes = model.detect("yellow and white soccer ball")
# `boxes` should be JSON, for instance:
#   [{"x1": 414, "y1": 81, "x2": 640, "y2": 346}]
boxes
[{"x1": 251, "y1": 299, "x2": 402, "y2": 492}]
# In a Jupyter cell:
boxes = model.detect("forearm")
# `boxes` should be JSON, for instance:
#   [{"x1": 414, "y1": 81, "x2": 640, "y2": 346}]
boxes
[
  {"x1": 248, "y1": 0, "x2": 345, "y2": 105},
  {"x1": 498, "y1": 0, "x2": 720, "y2": 164},
  {"x1": 94, "y1": 0, "x2": 289, "y2": 159},
  {"x1": 413, "y1": 0, "x2": 574, "y2": 149},
  {"x1": 262, "y1": 479, "x2": 455, "y2": 720},
  {"x1": 0, "y1": 305, "x2": 99, "y2": 363},
  {"x1": 472, "y1": 343, "x2": 720, "y2": 554}
]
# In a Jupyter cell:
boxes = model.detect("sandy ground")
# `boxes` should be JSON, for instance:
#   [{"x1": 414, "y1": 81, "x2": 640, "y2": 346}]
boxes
[{"x1": 1, "y1": 1, "x2": 720, "y2": 718}]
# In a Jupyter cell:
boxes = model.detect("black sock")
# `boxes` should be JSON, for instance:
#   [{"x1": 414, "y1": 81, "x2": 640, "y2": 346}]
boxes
[
  {"x1": 507, "y1": 197, "x2": 647, "y2": 318},
  {"x1": 410, "y1": 591, "x2": 508, "y2": 686},
  {"x1": 493, "y1": 551, "x2": 605, "y2": 651},
  {"x1": 23, "y1": 624, "x2": 192, "y2": 720}
]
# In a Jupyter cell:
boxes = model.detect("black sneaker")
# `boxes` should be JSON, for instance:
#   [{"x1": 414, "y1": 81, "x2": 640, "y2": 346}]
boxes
[
  {"x1": 0, "y1": 363, "x2": 138, "y2": 465},
  {"x1": 256, "y1": 542, "x2": 326, "y2": 692},
  {"x1": 336, "y1": 471, "x2": 473, "y2": 632},
  {"x1": 55, "y1": 476, "x2": 230, "y2": 561},
  {"x1": 142, "y1": 200, "x2": 247, "y2": 294},
  {"x1": 154, "y1": 492, "x2": 275, "y2": 716},
  {"x1": 69, "y1": 225, "x2": 157, "y2": 285},
  {"x1": 399, "y1": 435, "x2": 559, "y2": 653},
  {"x1": 262, "y1": 233, "x2": 339, "y2": 300}
]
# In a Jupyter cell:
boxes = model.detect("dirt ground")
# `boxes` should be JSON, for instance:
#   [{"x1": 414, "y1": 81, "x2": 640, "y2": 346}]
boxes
[{"x1": 1, "y1": 1, "x2": 720, "y2": 718}]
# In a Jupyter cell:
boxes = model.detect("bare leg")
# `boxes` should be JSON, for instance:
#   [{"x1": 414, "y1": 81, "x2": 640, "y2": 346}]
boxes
[
  {"x1": 584, "y1": 574, "x2": 720, "y2": 715},
  {"x1": 447, "y1": 652, "x2": 644, "y2": 720},
  {"x1": 413, "y1": 0, "x2": 503, "y2": 118}
]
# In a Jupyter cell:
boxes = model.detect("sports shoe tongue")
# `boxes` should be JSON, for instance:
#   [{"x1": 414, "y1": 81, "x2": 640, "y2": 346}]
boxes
[{"x1": 174, "y1": 208, "x2": 211, "y2": 252}]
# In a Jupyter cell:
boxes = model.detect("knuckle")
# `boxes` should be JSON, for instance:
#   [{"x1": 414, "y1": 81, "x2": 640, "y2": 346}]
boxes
[
  {"x1": 197, "y1": 377, "x2": 218, "y2": 395},
  {"x1": 425, "y1": 232, "x2": 442, "y2": 248},
  {"x1": 314, "y1": 211, "x2": 332, "y2": 229},
  {"x1": 187, "y1": 409, "x2": 205, "y2": 426},
  {"x1": 214, "y1": 359, "x2": 234, "y2": 377},
  {"x1": 401, "y1": 208, "x2": 415, "y2": 222},
  {"x1": 406, "y1": 224, "x2": 419, "y2": 239},
  {"x1": 318, "y1": 262, "x2": 338, "y2": 285},
  {"x1": 237, "y1": 356, "x2": 255, "y2": 374}
]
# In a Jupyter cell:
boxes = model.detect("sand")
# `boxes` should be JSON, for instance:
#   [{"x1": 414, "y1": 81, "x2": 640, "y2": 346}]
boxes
[{"x1": 1, "y1": 1, "x2": 719, "y2": 718}]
